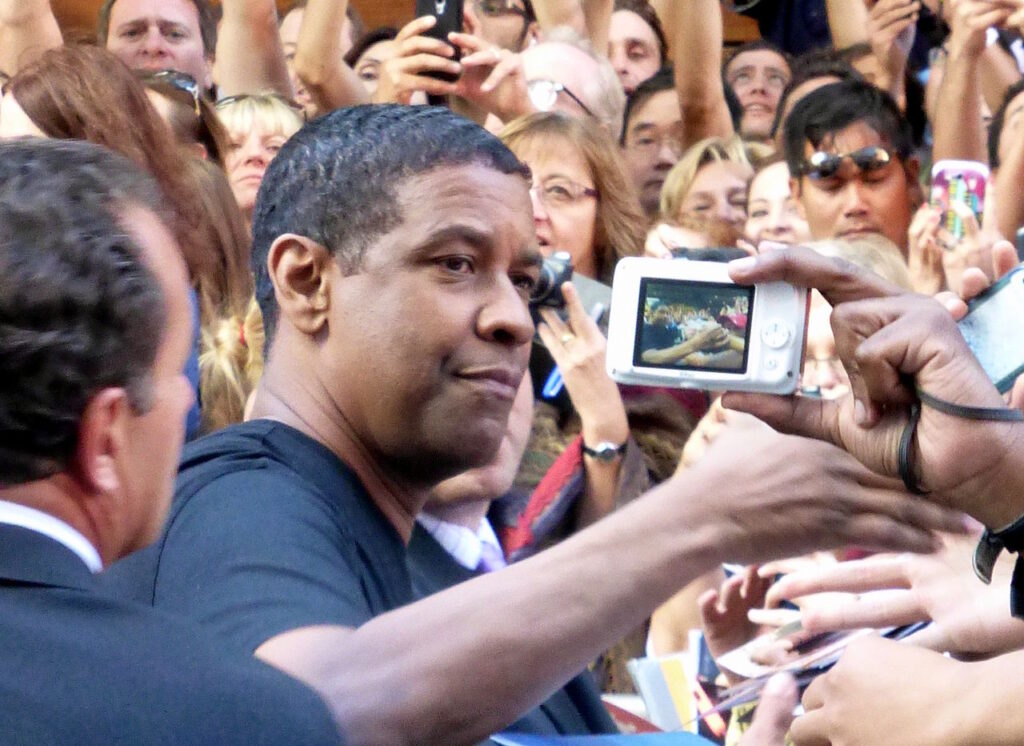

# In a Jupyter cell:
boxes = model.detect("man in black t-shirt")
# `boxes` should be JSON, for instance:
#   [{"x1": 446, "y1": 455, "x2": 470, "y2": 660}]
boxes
[{"x1": 106, "y1": 104, "x2": 967, "y2": 745}]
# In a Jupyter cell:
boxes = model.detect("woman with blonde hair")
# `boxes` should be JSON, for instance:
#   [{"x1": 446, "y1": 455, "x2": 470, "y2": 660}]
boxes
[
  {"x1": 215, "y1": 93, "x2": 305, "y2": 225},
  {"x1": 659, "y1": 134, "x2": 770, "y2": 233},
  {"x1": 500, "y1": 111, "x2": 646, "y2": 284}
]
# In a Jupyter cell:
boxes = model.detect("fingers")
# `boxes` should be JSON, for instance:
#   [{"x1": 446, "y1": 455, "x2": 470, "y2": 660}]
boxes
[
  {"x1": 800, "y1": 589, "x2": 926, "y2": 634},
  {"x1": 721, "y1": 391, "x2": 837, "y2": 445},
  {"x1": 397, "y1": 14, "x2": 439, "y2": 40},
  {"x1": 728, "y1": 247, "x2": 904, "y2": 307},
  {"x1": 992, "y1": 239, "x2": 1019, "y2": 280},
  {"x1": 560, "y1": 283, "x2": 602, "y2": 343},
  {"x1": 959, "y1": 268, "x2": 991, "y2": 300},
  {"x1": 765, "y1": 555, "x2": 909, "y2": 607},
  {"x1": 479, "y1": 54, "x2": 523, "y2": 92},
  {"x1": 738, "y1": 674, "x2": 798, "y2": 746},
  {"x1": 790, "y1": 707, "x2": 831, "y2": 746}
]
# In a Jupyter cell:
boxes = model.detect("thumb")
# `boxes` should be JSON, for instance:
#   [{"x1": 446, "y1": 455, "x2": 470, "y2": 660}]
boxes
[{"x1": 739, "y1": 673, "x2": 798, "y2": 746}]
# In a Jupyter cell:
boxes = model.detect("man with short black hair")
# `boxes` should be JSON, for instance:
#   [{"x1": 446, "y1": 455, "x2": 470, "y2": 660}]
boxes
[
  {"x1": 107, "y1": 103, "x2": 964, "y2": 745},
  {"x1": 621, "y1": 67, "x2": 682, "y2": 219},
  {"x1": 783, "y1": 79, "x2": 920, "y2": 255},
  {"x1": 723, "y1": 39, "x2": 791, "y2": 140},
  {"x1": 0, "y1": 138, "x2": 340, "y2": 744}
]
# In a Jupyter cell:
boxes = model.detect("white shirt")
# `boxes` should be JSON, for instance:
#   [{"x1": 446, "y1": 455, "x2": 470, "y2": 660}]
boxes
[
  {"x1": 0, "y1": 499, "x2": 102, "y2": 572},
  {"x1": 416, "y1": 512, "x2": 507, "y2": 572}
]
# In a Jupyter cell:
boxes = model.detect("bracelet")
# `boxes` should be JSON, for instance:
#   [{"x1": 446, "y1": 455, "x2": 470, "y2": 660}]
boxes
[{"x1": 895, "y1": 388, "x2": 1024, "y2": 619}]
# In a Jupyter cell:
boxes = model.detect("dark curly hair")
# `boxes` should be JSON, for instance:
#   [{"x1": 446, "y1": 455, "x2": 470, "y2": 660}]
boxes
[
  {"x1": 251, "y1": 104, "x2": 530, "y2": 348},
  {"x1": 0, "y1": 140, "x2": 167, "y2": 487}
]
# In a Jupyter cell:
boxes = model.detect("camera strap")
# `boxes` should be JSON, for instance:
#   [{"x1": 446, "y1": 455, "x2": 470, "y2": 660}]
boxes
[{"x1": 897, "y1": 387, "x2": 1024, "y2": 618}]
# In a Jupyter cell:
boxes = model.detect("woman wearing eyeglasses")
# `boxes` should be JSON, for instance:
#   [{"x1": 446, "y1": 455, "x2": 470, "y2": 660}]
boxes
[{"x1": 495, "y1": 112, "x2": 708, "y2": 692}]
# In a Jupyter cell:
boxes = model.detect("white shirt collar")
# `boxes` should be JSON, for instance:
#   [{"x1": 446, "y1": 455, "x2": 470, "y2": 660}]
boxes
[
  {"x1": 416, "y1": 512, "x2": 506, "y2": 572},
  {"x1": 0, "y1": 500, "x2": 103, "y2": 572}
]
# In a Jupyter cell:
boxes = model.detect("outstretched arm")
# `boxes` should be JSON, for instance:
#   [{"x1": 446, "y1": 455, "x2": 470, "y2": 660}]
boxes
[
  {"x1": 0, "y1": 0, "x2": 61, "y2": 76},
  {"x1": 255, "y1": 426, "x2": 962, "y2": 745},
  {"x1": 671, "y1": 0, "x2": 734, "y2": 148},
  {"x1": 293, "y1": 0, "x2": 369, "y2": 112},
  {"x1": 215, "y1": 0, "x2": 293, "y2": 97}
]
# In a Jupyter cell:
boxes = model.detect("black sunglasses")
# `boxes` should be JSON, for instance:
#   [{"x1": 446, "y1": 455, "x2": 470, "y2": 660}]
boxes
[
  {"x1": 799, "y1": 145, "x2": 893, "y2": 180},
  {"x1": 138, "y1": 70, "x2": 202, "y2": 116}
]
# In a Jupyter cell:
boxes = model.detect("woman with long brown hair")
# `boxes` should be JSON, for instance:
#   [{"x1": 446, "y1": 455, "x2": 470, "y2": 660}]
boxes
[{"x1": 1, "y1": 44, "x2": 226, "y2": 325}]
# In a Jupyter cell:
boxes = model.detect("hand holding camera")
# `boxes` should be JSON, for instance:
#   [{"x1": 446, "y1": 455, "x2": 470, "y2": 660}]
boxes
[{"x1": 723, "y1": 246, "x2": 1024, "y2": 529}]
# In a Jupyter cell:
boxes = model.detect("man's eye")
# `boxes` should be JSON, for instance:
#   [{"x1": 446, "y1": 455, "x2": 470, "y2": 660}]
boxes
[
  {"x1": 732, "y1": 72, "x2": 751, "y2": 86},
  {"x1": 729, "y1": 195, "x2": 748, "y2": 209},
  {"x1": 627, "y1": 44, "x2": 651, "y2": 61},
  {"x1": 121, "y1": 28, "x2": 143, "y2": 39},
  {"x1": 513, "y1": 273, "x2": 537, "y2": 294},
  {"x1": 440, "y1": 256, "x2": 474, "y2": 273},
  {"x1": 749, "y1": 209, "x2": 768, "y2": 219}
]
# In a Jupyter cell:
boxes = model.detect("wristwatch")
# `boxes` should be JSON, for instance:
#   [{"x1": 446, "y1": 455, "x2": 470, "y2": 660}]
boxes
[{"x1": 581, "y1": 440, "x2": 627, "y2": 462}]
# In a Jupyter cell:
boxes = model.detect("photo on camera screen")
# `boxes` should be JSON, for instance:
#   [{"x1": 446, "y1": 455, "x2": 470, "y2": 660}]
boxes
[{"x1": 633, "y1": 279, "x2": 753, "y2": 373}]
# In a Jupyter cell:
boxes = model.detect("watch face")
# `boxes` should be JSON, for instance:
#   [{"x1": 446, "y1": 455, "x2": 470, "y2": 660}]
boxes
[{"x1": 584, "y1": 441, "x2": 626, "y2": 461}]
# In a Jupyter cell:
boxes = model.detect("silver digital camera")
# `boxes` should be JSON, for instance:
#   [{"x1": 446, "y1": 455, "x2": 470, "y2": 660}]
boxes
[{"x1": 606, "y1": 258, "x2": 809, "y2": 394}]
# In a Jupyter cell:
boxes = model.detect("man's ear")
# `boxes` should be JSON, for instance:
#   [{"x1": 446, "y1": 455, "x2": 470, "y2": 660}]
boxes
[
  {"x1": 72, "y1": 388, "x2": 131, "y2": 496},
  {"x1": 202, "y1": 55, "x2": 215, "y2": 92},
  {"x1": 266, "y1": 234, "x2": 335, "y2": 337},
  {"x1": 521, "y1": 21, "x2": 540, "y2": 49}
]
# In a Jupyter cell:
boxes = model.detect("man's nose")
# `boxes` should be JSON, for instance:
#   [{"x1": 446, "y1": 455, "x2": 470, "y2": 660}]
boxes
[
  {"x1": 141, "y1": 27, "x2": 168, "y2": 56},
  {"x1": 841, "y1": 179, "x2": 871, "y2": 216},
  {"x1": 477, "y1": 276, "x2": 535, "y2": 348}
]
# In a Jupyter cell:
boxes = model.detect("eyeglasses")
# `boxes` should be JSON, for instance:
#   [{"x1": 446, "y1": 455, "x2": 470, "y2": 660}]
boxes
[
  {"x1": 216, "y1": 92, "x2": 307, "y2": 122},
  {"x1": 476, "y1": 0, "x2": 527, "y2": 17},
  {"x1": 626, "y1": 131, "x2": 684, "y2": 157},
  {"x1": 798, "y1": 145, "x2": 893, "y2": 181},
  {"x1": 530, "y1": 176, "x2": 598, "y2": 208},
  {"x1": 138, "y1": 70, "x2": 201, "y2": 116},
  {"x1": 527, "y1": 79, "x2": 594, "y2": 118}
]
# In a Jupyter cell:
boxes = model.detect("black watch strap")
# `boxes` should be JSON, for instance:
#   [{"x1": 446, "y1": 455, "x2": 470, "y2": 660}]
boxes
[{"x1": 974, "y1": 512, "x2": 1024, "y2": 619}]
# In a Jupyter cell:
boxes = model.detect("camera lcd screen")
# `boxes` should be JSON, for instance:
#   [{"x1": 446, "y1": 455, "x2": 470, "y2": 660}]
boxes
[{"x1": 633, "y1": 279, "x2": 754, "y2": 374}]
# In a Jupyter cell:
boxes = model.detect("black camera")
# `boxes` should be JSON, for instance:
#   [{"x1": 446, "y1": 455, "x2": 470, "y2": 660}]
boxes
[{"x1": 529, "y1": 251, "x2": 574, "y2": 308}]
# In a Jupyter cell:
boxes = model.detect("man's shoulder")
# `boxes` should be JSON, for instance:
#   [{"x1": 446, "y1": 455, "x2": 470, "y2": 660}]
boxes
[{"x1": 0, "y1": 583, "x2": 341, "y2": 743}]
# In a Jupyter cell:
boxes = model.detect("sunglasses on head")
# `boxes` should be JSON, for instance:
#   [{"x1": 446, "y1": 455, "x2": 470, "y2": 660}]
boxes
[
  {"x1": 216, "y1": 93, "x2": 307, "y2": 122},
  {"x1": 799, "y1": 145, "x2": 893, "y2": 180},
  {"x1": 138, "y1": 70, "x2": 201, "y2": 116}
]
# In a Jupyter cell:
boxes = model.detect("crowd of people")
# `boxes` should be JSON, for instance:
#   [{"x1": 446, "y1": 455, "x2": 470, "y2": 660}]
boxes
[{"x1": 3, "y1": 0, "x2": 1024, "y2": 743}]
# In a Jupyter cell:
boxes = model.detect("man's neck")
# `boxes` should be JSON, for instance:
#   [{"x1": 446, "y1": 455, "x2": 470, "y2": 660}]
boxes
[
  {"x1": 422, "y1": 499, "x2": 491, "y2": 531},
  {"x1": 0, "y1": 479, "x2": 107, "y2": 568},
  {"x1": 251, "y1": 364, "x2": 430, "y2": 543}
]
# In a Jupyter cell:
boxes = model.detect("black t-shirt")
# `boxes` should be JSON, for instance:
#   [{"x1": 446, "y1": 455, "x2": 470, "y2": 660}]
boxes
[{"x1": 104, "y1": 420, "x2": 412, "y2": 655}]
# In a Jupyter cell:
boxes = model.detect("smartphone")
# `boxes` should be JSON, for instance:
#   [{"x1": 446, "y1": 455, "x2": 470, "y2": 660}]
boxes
[
  {"x1": 413, "y1": 0, "x2": 463, "y2": 82},
  {"x1": 930, "y1": 160, "x2": 988, "y2": 241},
  {"x1": 958, "y1": 264, "x2": 1024, "y2": 393}
]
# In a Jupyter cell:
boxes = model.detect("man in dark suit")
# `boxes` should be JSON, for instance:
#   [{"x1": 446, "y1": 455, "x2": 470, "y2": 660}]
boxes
[{"x1": 0, "y1": 138, "x2": 341, "y2": 744}]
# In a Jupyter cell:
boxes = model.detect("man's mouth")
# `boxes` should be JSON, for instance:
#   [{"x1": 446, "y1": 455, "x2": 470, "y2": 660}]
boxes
[{"x1": 455, "y1": 367, "x2": 524, "y2": 401}]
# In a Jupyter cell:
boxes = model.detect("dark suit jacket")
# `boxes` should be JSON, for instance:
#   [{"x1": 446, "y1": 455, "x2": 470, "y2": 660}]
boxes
[
  {"x1": 0, "y1": 523, "x2": 341, "y2": 745},
  {"x1": 407, "y1": 523, "x2": 618, "y2": 737}
]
